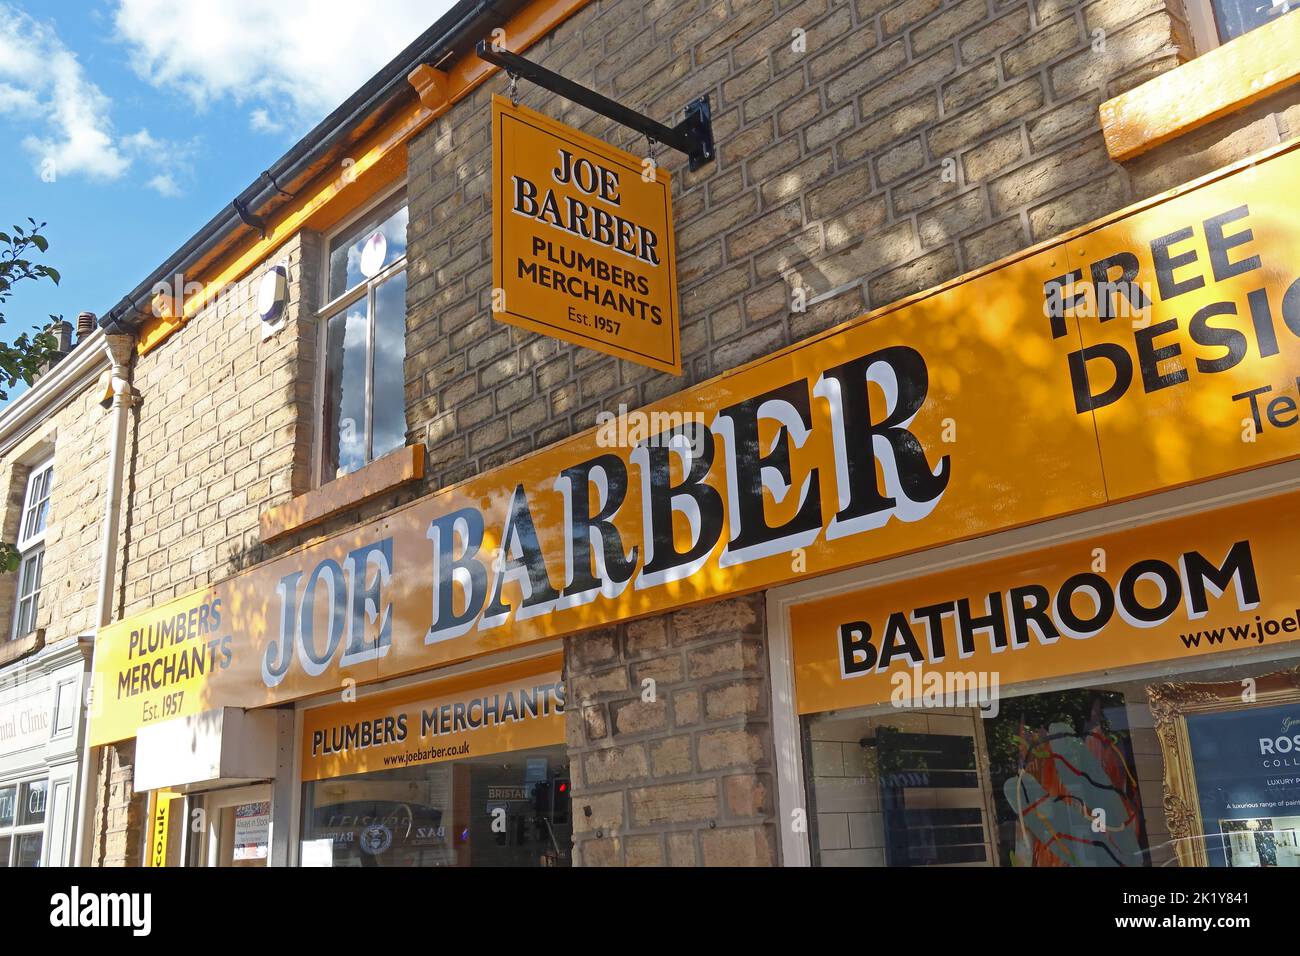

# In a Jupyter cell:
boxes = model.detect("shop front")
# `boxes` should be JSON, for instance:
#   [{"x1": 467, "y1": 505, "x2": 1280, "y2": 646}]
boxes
[
  {"x1": 768, "y1": 485, "x2": 1300, "y2": 868},
  {"x1": 297, "y1": 654, "x2": 570, "y2": 867},
  {"x1": 0, "y1": 638, "x2": 92, "y2": 867},
  {"x1": 87, "y1": 124, "x2": 1300, "y2": 866}
]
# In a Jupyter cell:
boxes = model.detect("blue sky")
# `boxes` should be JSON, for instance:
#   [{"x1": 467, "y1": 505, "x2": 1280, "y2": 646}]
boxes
[{"x1": 0, "y1": 0, "x2": 455, "y2": 400}]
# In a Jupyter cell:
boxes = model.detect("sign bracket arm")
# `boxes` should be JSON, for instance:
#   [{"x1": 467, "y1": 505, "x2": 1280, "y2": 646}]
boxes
[{"x1": 474, "y1": 41, "x2": 715, "y2": 171}]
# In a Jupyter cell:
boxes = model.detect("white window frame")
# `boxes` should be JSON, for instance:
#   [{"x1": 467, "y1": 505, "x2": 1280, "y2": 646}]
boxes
[
  {"x1": 1186, "y1": 0, "x2": 1222, "y2": 52},
  {"x1": 11, "y1": 457, "x2": 52, "y2": 641},
  {"x1": 314, "y1": 185, "x2": 410, "y2": 488},
  {"x1": 767, "y1": 459, "x2": 1300, "y2": 866},
  {"x1": 194, "y1": 783, "x2": 274, "y2": 868},
  {"x1": 16, "y1": 458, "x2": 52, "y2": 553},
  {"x1": 0, "y1": 776, "x2": 50, "y2": 867}
]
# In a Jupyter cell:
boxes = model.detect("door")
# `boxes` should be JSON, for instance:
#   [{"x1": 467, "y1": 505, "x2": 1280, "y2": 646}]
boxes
[{"x1": 195, "y1": 785, "x2": 273, "y2": 868}]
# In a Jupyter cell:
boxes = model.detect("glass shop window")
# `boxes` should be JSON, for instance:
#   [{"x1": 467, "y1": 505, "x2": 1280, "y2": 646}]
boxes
[
  {"x1": 10, "y1": 458, "x2": 52, "y2": 641},
  {"x1": 803, "y1": 656, "x2": 1300, "y2": 867},
  {"x1": 320, "y1": 194, "x2": 409, "y2": 481},
  {"x1": 0, "y1": 778, "x2": 48, "y2": 867},
  {"x1": 300, "y1": 744, "x2": 571, "y2": 867},
  {"x1": 805, "y1": 688, "x2": 1156, "y2": 867}
]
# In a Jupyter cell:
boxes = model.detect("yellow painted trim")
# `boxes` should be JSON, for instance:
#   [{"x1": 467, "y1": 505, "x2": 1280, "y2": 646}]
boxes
[
  {"x1": 408, "y1": 65, "x2": 450, "y2": 111},
  {"x1": 1100, "y1": 14, "x2": 1300, "y2": 162},
  {"x1": 134, "y1": 0, "x2": 596, "y2": 358},
  {"x1": 259, "y1": 443, "x2": 425, "y2": 542}
]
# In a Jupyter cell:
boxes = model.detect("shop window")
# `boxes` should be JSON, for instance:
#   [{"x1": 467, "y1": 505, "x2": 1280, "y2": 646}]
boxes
[
  {"x1": 300, "y1": 744, "x2": 571, "y2": 867},
  {"x1": 10, "y1": 458, "x2": 52, "y2": 641},
  {"x1": 1188, "y1": 0, "x2": 1296, "y2": 50},
  {"x1": 319, "y1": 193, "x2": 409, "y2": 482},
  {"x1": 801, "y1": 657, "x2": 1300, "y2": 867},
  {"x1": 0, "y1": 778, "x2": 48, "y2": 866},
  {"x1": 805, "y1": 689, "x2": 1154, "y2": 867}
]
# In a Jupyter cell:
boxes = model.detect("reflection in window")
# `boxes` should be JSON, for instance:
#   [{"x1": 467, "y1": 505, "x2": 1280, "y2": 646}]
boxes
[
  {"x1": 804, "y1": 687, "x2": 1153, "y2": 867},
  {"x1": 0, "y1": 779, "x2": 47, "y2": 867},
  {"x1": 327, "y1": 203, "x2": 409, "y2": 302},
  {"x1": 300, "y1": 745, "x2": 571, "y2": 867},
  {"x1": 1211, "y1": 0, "x2": 1295, "y2": 42},
  {"x1": 320, "y1": 198, "x2": 409, "y2": 482},
  {"x1": 11, "y1": 459, "x2": 52, "y2": 640}
]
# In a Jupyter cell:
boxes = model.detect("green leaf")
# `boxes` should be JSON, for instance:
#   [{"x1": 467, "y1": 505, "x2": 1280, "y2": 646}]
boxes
[{"x1": 30, "y1": 234, "x2": 47, "y2": 253}]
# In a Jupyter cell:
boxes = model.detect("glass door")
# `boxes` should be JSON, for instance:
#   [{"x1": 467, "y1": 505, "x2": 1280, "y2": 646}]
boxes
[{"x1": 195, "y1": 785, "x2": 273, "y2": 867}]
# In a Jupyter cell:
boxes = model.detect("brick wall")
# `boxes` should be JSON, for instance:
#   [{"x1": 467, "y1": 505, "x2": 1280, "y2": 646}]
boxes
[
  {"x1": 1120, "y1": 84, "x2": 1300, "y2": 198},
  {"x1": 89, "y1": 738, "x2": 145, "y2": 867},
  {"x1": 0, "y1": 363, "x2": 115, "y2": 643},
  {"x1": 116, "y1": 232, "x2": 320, "y2": 618},
  {"x1": 564, "y1": 594, "x2": 778, "y2": 866},
  {"x1": 403, "y1": 0, "x2": 1187, "y2": 492}
]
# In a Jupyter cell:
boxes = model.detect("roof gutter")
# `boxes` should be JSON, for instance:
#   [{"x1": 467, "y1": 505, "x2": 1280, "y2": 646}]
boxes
[{"x1": 98, "y1": 0, "x2": 503, "y2": 336}]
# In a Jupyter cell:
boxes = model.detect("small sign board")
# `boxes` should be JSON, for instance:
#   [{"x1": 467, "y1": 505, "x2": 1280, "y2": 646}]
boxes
[{"x1": 491, "y1": 94, "x2": 681, "y2": 374}]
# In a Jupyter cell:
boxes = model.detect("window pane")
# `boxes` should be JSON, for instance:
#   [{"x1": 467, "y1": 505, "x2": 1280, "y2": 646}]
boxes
[
  {"x1": 14, "y1": 550, "x2": 43, "y2": 637},
  {"x1": 300, "y1": 744, "x2": 570, "y2": 867},
  {"x1": 19, "y1": 780, "x2": 47, "y2": 826},
  {"x1": 0, "y1": 835, "x2": 9, "y2": 867},
  {"x1": 371, "y1": 270, "x2": 409, "y2": 462},
  {"x1": 324, "y1": 306, "x2": 370, "y2": 479},
  {"x1": 14, "y1": 832, "x2": 42, "y2": 867},
  {"x1": 1211, "y1": 0, "x2": 1295, "y2": 42},
  {"x1": 804, "y1": 683, "x2": 1164, "y2": 867},
  {"x1": 327, "y1": 203, "x2": 408, "y2": 301},
  {"x1": 0, "y1": 786, "x2": 14, "y2": 826},
  {"x1": 20, "y1": 464, "x2": 52, "y2": 544}
]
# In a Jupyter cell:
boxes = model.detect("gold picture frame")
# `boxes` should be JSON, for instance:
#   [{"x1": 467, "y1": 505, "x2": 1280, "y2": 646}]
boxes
[{"x1": 1148, "y1": 666, "x2": 1300, "y2": 867}]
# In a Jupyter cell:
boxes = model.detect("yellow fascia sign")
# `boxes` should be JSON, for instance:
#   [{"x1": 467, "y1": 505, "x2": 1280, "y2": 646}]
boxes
[{"x1": 90, "y1": 141, "x2": 1300, "y2": 747}]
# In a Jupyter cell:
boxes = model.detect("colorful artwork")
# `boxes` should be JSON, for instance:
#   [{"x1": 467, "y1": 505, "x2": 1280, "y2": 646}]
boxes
[{"x1": 990, "y1": 692, "x2": 1149, "y2": 867}]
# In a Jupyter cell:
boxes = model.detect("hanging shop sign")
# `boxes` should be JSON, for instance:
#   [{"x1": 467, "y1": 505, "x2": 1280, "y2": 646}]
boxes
[
  {"x1": 300, "y1": 657, "x2": 564, "y2": 781},
  {"x1": 89, "y1": 142, "x2": 1300, "y2": 747},
  {"x1": 490, "y1": 95, "x2": 681, "y2": 374},
  {"x1": 790, "y1": 490, "x2": 1300, "y2": 716}
]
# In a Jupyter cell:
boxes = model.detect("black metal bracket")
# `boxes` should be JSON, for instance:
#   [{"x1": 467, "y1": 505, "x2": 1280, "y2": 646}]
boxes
[
  {"x1": 232, "y1": 197, "x2": 268, "y2": 239},
  {"x1": 475, "y1": 40, "x2": 715, "y2": 171}
]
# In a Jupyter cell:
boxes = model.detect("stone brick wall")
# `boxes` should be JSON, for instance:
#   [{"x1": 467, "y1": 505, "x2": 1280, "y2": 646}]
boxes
[
  {"x1": 88, "y1": 737, "x2": 145, "y2": 867},
  {"x1": 116, "y1": 232, "x2": 320, "y2": 618},
  {"x1": 0, "y1": 362, "x2": 116, "y2": 643},
  {"x1": 563, "y1": 594, "x2": 778, "y2": 866},
  {"x1": 1119, "y1": 83, "x2": 1300, "y2": 199},
  {"x1": 403, "y1": 0, "x2": 1187, "y2": 492}
]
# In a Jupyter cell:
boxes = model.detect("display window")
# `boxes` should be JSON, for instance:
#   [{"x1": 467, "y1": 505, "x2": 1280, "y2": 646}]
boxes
[
  {"x1": 297, "y1": 654, "x2": 570, "y2": 867},
  {"x1": 301, "y1": 744, "x2": 570, "y2": 867},
  {"x1": 803, "y1": 682, "x2": 1156, "y2": 866},
  {"x1": 779, "y1": 491, "x2": 1300, "y2": 867},
  {"x1": 0, "y1": 777, "x2": 48, "y2": 867}
]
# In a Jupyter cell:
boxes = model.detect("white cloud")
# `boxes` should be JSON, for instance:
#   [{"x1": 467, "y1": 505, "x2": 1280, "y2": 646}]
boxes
[
  {"x1": 248, "y1": 108, "x2": 283, "y2": 134},
  {"x1": 147, "y1": 173, "x2": 182, "y2": 198},
  {"x1": 0, "y1": 81, "x2": 39, "y2": 115},
  {"x1": 0, "y1": 4, "x2": 195, "y2": 194},
  {"x1": 0, "y1": 4, "x2": 129, "y2": 179},
  {"x1": 113, "y1": 0, "x2": 458, "y2": 132},
  {"x1": 123, "y1": 128, "x2": 201, "y2": 198}
]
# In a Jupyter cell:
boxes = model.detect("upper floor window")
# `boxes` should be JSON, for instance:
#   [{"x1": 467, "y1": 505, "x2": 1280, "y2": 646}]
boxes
[
  {"x1": 11, "y1": 458, "x2": 52, "y2": 640},
  {"x1": 319, "y1": 194, "x2": 409, "y2": 482},
  {"x1": 1190, "y1": 0, "x2": 1296, "y2": 48}
]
